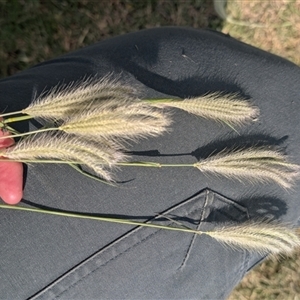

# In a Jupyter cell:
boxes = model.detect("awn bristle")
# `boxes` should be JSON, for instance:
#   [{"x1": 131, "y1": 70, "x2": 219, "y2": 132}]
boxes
[{"x1": 195, "y1": 148, "x2": 300, "y2": 188}]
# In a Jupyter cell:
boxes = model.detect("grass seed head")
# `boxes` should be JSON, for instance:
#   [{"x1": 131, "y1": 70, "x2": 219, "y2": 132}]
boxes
[
  {"x1": 23, "y1": 75, "x2": 138, "y2": 121},
  {"x1": 195, "y1": 147, "x2": 300, "y2": 188},
  {"x1": 3, "y1": 133, "x2": 126, "y2": 181},
  {"x1": 207, "y1": 221, "x2": 300, "y2": 256},
  {"x1": 59, "y1": 102, "x2": 171, "y2": 142},
  {"x1": 156, "y1": 93, "x2": 259, "y2": 125}
]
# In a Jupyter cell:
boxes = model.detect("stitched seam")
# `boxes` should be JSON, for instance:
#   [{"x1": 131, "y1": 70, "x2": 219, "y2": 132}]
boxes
[
  {"x1": 31, "y1": 195, "x2": 205, "y2": 299},
  {"x1": 54, "y1": 229, "x2": 162, "y2": 299},
  {"x1": 54, "y1": 204, "x2": 207, "y2": 299},
  {"x1": 54, "y1": 204, "x2": 205, "y2": 299},
  {"x1": 178, "y1": 191, "x2": 210, "y2": 269},
  {"x1": 33, "y1": 190, "x2": 215, "y2": 299}
]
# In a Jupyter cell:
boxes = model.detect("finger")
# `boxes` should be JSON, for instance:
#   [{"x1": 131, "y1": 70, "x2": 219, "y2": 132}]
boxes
[{"x1": 0, "y1": 130, "x2": 23, "y2": 204}]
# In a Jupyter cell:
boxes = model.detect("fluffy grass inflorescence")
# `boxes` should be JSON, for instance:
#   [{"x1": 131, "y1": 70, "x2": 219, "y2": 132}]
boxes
[
  {"x1": 151, "y1": 92, "x2": 259, "y2": 126},
  {"x1": 58, "y1": 102, "x2": 171, "y2": 141},
  {"x1": 195, "y1": 147, "x2": 300, "y2": 189},
  {"x1": 22, "y1": 76, "x2": 138, "y2": 121},
  {"x1": 206, "y1": 221, "x2": 300, "y2": 256},
  {"x1": 3, "y1": 133, "x2": 127, "y2": 181}
]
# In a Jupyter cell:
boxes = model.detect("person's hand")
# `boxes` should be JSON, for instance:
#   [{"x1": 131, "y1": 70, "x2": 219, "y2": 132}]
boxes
[{"x1": 0, "y1": 127, "x2": 23, "y2": 204}]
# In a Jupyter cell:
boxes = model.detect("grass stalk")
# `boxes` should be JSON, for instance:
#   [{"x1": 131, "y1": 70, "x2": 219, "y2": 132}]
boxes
[
  {"x1": 0, "y1": 110, "x2": 24, "y2": 118},
  {"x1": 0, "y1": 204, "x2": 299, "y2": 255},
  {"x1": 0, "y1": 127, "x2": 58, "y2": 140},
  {"x1": 2, "y1": 114, "x2": 34, "y2": 124},
  {"x1": 0, "y1": 204, "x2": 201, "y2": 234},
  {"x1": 1, "y1": 146, "x2": 298, "y2": 189}
]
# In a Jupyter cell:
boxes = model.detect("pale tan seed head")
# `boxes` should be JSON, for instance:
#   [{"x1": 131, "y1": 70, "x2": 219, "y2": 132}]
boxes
[
  {"x1": 23, "y1": 75, "x2": 138, "y2": 121},
  {"x1": 195, "y1": 147, "x2": 300, "y2": 188},
  {"x1": 3, "y1": 133, "x2": 125, "y2": 181},
  {"x1": 153, "y1": 92, "x2": 259, "y2": 125},
  {"x1": 206, "y1": 221, "x2": 300, "y2": 256},
  {"x1": 59, "y1": 103, "x2": 172, "y2": 142}
]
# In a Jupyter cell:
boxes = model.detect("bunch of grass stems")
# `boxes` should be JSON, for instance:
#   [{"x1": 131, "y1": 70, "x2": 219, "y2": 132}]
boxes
[
  {"x1": 0, "y1": 77, "x2": 299, "y2": 255},
  {"x1": 0, "y1": 77, "x2": 259, "y2": 128},
  {"x1": 0, "y1": 77, "x2": 271, "y2": 184}
]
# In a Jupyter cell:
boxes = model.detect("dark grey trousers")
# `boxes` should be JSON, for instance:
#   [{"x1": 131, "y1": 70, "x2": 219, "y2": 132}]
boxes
[{"x1": 1, "y1": 27, "x2": 300, "y2": 299}]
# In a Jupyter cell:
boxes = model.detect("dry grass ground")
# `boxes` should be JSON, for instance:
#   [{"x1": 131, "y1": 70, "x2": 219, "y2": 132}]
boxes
[
  {"x1": 1, "y1": 0, "x2": 300, "y2": 298},
  {"x1": 222, "y1": 0, "x2": 300, "y2": 65},
  {"x1": 228, "y1": 249, "x2": 300, "y2": 299},
  {"x1": 223, "y1": 1, "x2": 300, "y2": 299}
]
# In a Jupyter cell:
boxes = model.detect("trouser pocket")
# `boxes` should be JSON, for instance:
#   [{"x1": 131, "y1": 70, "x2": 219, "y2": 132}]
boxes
[{"x1": 31, "y1": 188, "x2": 251, "y2": 300}]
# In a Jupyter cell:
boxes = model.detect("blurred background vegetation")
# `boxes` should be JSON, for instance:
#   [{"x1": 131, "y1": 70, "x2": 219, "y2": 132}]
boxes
[
  {"x1": 1, "y1": 0, "x2": 300, "y2": 298},
  {"x1": 0, "y1": 0, "x2": 221, "y2": 77}
]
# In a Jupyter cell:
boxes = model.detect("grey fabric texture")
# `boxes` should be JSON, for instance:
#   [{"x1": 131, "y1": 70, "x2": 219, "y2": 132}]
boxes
[{"x1": 1, "y1": 27, "x2": 300, "y2": 299}]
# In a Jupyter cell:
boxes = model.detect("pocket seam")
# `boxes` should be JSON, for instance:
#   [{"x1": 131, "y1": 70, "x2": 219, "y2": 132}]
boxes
[{"x1": 30, "y1": 188, "x2": 249, "y2": 300}]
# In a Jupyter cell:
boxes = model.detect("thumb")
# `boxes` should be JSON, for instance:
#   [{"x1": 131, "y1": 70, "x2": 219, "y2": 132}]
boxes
[{"x1": 0, "y1": 129, "x2": 23, "y2": 204}]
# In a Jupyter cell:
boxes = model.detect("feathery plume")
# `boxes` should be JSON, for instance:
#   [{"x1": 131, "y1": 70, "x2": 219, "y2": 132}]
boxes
[
  {"x1": 152, "y1": 93, "x2": 259, "y2": 125},
  {"x1": 206, "y1": 222, "x2": 300, "y2": 255},
  {"x1": 195, "y1": 148, "x2": 300, "y2": 188},
  {"x1": 59, "y1": 103, "x2": 171, "y2": 141},
  {"x1": 3, "y1": 133, "x2": 126, "y2": 181},
  {"x1": 22, "y1": 76, "x2": 138, "y2": 121}
]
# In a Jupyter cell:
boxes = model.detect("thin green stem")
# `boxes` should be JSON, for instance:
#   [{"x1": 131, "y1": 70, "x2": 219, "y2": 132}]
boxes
[
  {"x1": 0, "y1": 127, "x2": 58, "y2": 140},
  {"x1": 117, "y1": 162, "x2": 193, "y2": 168},
  {"x1": 0, "y1": 204, "x2": 202, "y2": 235},
  {"x1": 0, "y1": 110, "x2": 24, "y2": 118},
  {"x1": 2, "y1": 125, "x2": 20, "y2": 135},
  {"x1": 3, "y1": 115, "x2": 34, "y2": 124},
  {"x1": 0, "y1": 159, "x2": 76, "y2": 163},
  {"x1": 0, "y1": 158, "x2": 196, "y2": 169},
  {"x1": 142, "y1": 98, "x2": 180, "y2": 104}
]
